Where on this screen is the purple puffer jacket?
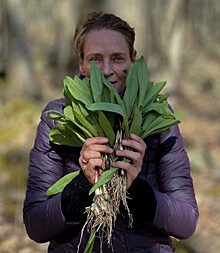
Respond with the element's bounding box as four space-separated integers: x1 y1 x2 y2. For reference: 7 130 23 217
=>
23 98 198 253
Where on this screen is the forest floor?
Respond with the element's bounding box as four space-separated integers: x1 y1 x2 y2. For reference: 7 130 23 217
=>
0 220 48 253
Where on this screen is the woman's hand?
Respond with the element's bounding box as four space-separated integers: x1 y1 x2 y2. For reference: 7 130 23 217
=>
79 137 113 185
112 134 147 189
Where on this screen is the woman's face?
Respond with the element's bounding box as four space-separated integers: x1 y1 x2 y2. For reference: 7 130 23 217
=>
79 30 136 95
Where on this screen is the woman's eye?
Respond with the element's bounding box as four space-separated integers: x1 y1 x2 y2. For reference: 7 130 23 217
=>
90 57 99 62
114 56 124 62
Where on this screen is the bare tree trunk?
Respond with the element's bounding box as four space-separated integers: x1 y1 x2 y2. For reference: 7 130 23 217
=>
53 0 84 84
52 0 106 86
0 0 8 77
6 0 39 100
107 0 148 58
168 19 184 96
166 0 184 96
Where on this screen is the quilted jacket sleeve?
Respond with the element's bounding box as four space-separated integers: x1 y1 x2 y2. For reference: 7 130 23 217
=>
153 125 199 239
23 99 81 243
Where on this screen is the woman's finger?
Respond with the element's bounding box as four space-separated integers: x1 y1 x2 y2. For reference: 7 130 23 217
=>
81 137 109 153
121 134 146 154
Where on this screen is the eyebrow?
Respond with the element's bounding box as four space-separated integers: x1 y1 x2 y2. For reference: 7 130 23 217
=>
86 52 127 58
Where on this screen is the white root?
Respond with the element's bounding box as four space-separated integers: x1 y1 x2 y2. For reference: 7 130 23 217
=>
80 129 132 250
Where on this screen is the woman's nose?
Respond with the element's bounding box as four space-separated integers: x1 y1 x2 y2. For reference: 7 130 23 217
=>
102 60 112 77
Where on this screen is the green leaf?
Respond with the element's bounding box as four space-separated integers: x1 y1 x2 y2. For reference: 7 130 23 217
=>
128 106 142 136
101 74 125 109
82 77 90 87
146 126 172 136
63 105 75 122
101 85 111 103
49 124 85 146
65 103 98 138
98 111 115 146
151 116 180 131
143 81 166 108
77 101 90 118
46 114 63 121
84 228 96 253
74 104 99 137
122 117 129 139
137 56 150 109
141 111 159 132
141 116 180 138
143 101 175 119
157 94 169 103
77 102 104 134
138 56 150 82
46 171 80 196
123 60 139 119
90 61 103 102
103 111 115 127
103 84 115 104
63 106 93 139
44 110 65 120
101 75 129 136
86 102 125 117
77 102 100 127
89 168 118 195
63 81 73 106
64 76 93 105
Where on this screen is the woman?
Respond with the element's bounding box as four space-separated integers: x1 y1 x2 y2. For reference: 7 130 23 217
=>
23 12 198 253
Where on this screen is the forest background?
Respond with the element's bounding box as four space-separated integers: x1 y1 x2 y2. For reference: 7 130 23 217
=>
0 0 220 252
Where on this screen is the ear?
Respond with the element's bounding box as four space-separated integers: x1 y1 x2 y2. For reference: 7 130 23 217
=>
78 53 85 75
131 50 137 63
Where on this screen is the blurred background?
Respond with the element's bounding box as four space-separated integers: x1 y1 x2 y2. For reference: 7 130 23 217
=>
0 0 219 252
